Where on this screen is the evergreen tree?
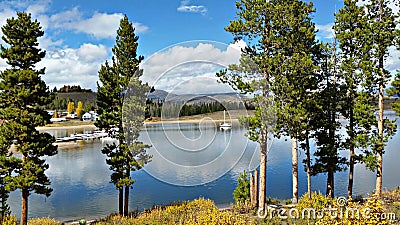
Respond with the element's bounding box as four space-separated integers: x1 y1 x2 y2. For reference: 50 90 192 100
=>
0 12 57 225
363 0 398 197
334 0 377 198
96 15 150 216
311 42 346 198
220 0 321 207
219 0 283 211
269 0 320 203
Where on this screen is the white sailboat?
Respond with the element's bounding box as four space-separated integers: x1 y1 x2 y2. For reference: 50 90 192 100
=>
219 110 232 129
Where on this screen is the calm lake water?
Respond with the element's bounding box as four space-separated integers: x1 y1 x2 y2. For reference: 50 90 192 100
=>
8 119 400 222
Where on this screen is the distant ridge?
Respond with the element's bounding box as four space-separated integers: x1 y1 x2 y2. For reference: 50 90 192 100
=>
147 89 248 104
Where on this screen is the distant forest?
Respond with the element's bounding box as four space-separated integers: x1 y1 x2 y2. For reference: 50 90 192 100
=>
47 86 255 117
146 100 254 119
53 85 93 93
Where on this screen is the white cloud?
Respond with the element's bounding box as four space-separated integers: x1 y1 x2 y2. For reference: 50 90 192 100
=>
1 3 148 42
46 10 148 39
316 23 334 39
37 43 109 90
0 8 16 46
132 22 149 33
141 41 245 94
177 0 208 15
71 12 125 39
26 0 50 17
48 7 81 29
38 35 63 49
0 2 151 91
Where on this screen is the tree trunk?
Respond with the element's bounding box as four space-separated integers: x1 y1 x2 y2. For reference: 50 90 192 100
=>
327 171 334 198
305 131 311 199
124 168 131 216
376 66 384 197
376 152 383 197
348 109 354 198
21 154 28 225
124 184 129 216
259 128 267 211
291 137 298 204
118 187 123 215
254 169 259 207
250 172 254 206
375 0 385 199
21 189 29 225
259 0 270 212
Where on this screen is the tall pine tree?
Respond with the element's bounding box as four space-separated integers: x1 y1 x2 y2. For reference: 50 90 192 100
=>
269 0 320 203
334 0 377 198
0 12 57 225
364 0 398 197
311 42 346 198
218 0 278 212
96 15 151 216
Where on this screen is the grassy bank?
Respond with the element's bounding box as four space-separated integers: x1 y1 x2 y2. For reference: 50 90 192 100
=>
40 120 95 128
4 189 398 225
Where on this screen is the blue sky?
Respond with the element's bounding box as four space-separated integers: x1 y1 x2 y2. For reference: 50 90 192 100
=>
0 0 398 93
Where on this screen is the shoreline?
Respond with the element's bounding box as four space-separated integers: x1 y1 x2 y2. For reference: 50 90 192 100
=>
36 118 241 130
36 124 97 131
144 118 240 125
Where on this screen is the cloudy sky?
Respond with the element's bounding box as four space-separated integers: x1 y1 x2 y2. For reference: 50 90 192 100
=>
0 0 398 93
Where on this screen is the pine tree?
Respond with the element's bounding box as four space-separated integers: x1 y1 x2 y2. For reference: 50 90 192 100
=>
363 0 398 197
219 0 285 211
220 0 321 207
269 0 320 203
311 42 347 198
334 0 378 198
0 12 57 225
96 15 150 216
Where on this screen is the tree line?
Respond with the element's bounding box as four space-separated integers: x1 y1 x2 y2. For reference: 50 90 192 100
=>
219 0 399 212
145 100 253 119
46 97 95 112
54 85 93 93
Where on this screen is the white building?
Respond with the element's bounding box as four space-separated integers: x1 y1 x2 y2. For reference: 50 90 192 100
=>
82 112 92 121
82 111 99 121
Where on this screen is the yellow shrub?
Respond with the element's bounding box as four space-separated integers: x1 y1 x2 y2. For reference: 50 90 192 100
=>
314 196 389 225
2 215 17 225
96 198 254 225
296 192 334 213
295 193 391 224
28 217 62 225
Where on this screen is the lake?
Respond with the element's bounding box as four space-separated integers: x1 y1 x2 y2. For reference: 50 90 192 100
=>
8 120 400 222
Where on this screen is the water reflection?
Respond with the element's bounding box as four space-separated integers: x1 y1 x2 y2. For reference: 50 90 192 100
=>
7 121 400 222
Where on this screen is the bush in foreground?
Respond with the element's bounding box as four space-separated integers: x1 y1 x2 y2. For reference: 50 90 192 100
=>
258 192 395 225
95 198 253 225
0 216 61 225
